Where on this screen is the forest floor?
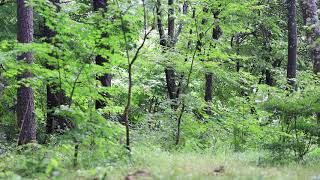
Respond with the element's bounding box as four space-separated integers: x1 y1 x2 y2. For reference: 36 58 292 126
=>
63 146 320 180
1 143 320 179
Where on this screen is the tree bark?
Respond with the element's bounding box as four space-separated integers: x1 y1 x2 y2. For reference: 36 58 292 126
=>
265 69 274 86
287 0 297 88
168 0 175 45
300 0 308 25
301 0 320 74
93 0 112 109
17 0 36 145
165 68 178 100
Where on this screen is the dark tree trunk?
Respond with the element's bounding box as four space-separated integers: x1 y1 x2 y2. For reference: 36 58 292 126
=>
157 0 188 107
165 68 178 100
156 0 166 46
42 0 73 134
168 0 175 45
287 0 297 88
204 73 213 101
156 0 178 104
204 9 222 114
46 84 72 133
17 0 36 145
93 0 107 11
165 0 178 103
93 0 112 109
264 32 274 86
95 55 112 109
265 69 274 86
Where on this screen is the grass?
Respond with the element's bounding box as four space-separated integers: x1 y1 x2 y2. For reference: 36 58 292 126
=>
1 142 320 180
64 145 320 180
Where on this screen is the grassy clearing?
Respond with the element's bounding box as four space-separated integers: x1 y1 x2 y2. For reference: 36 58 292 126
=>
1 143 320 180
63 146 320 180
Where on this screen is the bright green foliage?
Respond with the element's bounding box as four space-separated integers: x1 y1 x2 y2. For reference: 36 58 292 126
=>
0 0 320 179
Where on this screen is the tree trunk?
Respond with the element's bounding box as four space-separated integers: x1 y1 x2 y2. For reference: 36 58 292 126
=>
265 69 274 86
264 29 274 86
17 0 36 145
157 0 188 107
204 73 213 102
93 0 112 109
204 9 222 114
300 0 320 143
165 0 178 103
93 0 107 11
168 0 175 45
156 0 179 104
46 84 72 133
300 0 308 25
301 0 320 74
287 0 297 88
42 0 72 134
165 68 178 100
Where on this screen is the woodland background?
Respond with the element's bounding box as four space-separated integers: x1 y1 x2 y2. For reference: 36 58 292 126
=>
0 0 320 179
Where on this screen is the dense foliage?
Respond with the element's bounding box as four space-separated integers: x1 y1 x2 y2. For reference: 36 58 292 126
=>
0 0 319 179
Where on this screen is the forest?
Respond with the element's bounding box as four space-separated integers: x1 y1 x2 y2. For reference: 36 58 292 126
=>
0 0 320 179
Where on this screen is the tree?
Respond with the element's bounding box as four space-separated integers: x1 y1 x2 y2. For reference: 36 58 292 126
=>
300 0 320 74
156 0 188 107
287 0 297 88
116 0 154 151
300 0 320 141
93 0 112 109
16 0 36 145
41 0 73 134
204 8 222 114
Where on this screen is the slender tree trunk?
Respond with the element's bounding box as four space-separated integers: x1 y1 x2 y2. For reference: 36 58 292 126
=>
93 0 112 109
117 0 152 151
287 0 297 88
17 0 36 145
123 65 132 151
